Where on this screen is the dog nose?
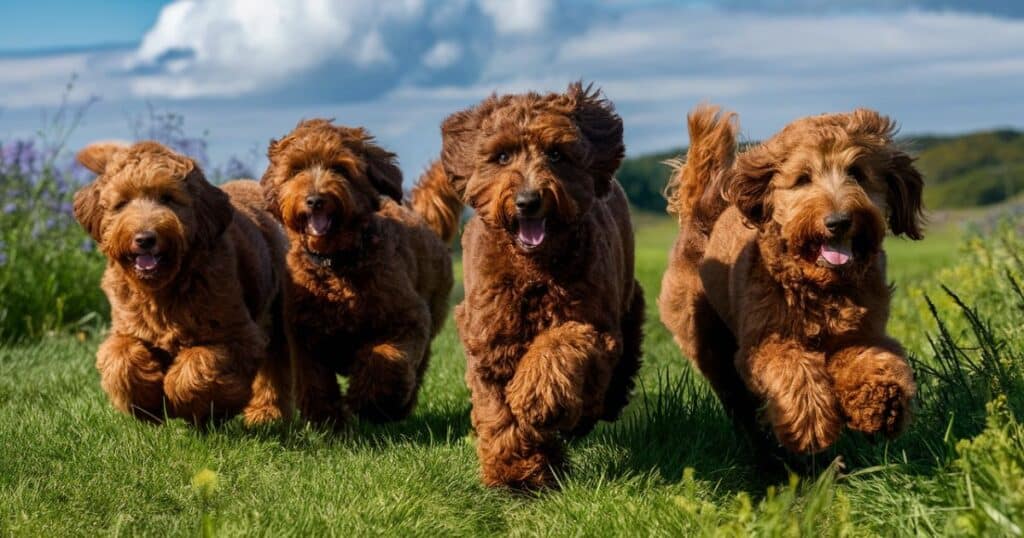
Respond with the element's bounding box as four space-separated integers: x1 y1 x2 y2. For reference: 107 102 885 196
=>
133 231 157 250
515 190 542 216
824 212 852 235
305 195 325 211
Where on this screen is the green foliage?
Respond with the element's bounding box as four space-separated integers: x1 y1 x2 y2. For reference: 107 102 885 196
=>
0 150 107 344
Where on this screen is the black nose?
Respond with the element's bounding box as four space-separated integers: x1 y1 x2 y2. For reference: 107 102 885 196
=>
515 190 542 216
824 212 852 235
133 231 157 250
305 195 325 211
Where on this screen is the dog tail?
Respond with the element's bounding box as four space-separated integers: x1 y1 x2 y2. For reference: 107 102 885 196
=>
664 104 738 235
409 160 463 244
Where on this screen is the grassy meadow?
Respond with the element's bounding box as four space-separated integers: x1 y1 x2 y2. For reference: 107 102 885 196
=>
4 195 1024 536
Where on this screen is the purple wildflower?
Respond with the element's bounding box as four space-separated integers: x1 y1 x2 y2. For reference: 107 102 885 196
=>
2 202 15 214
81 238 94 253
0 240 6 267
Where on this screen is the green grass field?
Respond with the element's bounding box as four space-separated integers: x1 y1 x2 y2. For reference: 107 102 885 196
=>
3 214 1024 536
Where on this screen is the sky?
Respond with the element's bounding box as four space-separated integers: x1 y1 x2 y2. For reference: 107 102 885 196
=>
1 0 1023 184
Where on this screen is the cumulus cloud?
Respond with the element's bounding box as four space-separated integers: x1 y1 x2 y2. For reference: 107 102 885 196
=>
119 0 564 100
2 0 1024 181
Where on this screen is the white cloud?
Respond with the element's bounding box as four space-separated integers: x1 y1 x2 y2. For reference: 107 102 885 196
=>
423 41 463 69
478 0 553 34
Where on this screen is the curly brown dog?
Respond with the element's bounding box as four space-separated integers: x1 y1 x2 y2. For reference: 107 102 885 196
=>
659 105 924 456
261 119 459 425
440 82 645 489
73 141 291 425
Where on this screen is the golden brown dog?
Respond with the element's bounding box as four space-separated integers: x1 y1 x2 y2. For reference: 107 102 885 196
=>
440 82 645 489
260 119 459 425
659 106 924 455
73 141 291 425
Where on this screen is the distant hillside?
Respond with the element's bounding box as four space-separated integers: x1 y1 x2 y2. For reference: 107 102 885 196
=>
618 129 1024 212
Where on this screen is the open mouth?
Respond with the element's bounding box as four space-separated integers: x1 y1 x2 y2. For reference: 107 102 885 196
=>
307 212 333 237
816 240 854 269
131 253 162 275
516 217 546 250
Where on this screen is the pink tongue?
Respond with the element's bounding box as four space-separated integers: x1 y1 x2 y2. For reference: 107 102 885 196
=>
309 213 332 236
135 254 158 271
820 244 852 266
517 218 545 247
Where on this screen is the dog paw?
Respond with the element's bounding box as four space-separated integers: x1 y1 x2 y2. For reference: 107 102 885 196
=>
506 378 582 431
841 380 911 437
766 396 842 455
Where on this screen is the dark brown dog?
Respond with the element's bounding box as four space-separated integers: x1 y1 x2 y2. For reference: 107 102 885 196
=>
659 106 924 455
440 82 645 489
73 141 291 425
261 119 459 425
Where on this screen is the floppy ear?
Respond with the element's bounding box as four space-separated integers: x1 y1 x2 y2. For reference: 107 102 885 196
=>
363 142 404 202
440 106 483 202
727 143 776 227
185 162 233 248
73 180 105 242
570 82 624 198
76 142 126 175
885 150 925 240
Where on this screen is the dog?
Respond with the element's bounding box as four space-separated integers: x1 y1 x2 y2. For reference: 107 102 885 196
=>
73 141 291 425
440 82 646 488
260 119 460 425
658 106 924 456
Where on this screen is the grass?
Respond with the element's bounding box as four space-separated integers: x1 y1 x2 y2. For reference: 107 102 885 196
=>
3 213 1024 536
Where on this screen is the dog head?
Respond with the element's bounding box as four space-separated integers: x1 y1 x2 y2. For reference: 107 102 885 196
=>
73 141 231 289
261 119 402 254
726 109 924 282
440 81 624 254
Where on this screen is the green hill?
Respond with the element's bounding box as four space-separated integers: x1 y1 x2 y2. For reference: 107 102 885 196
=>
619 129 1024 212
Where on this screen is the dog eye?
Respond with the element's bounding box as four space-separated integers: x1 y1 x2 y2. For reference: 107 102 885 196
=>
795 174 811 186
496 151 512 165
112 200 127 211
847 165 867 183
159 194 174 204
546 149 561 163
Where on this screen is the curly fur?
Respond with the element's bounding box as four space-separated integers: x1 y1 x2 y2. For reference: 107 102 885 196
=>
659 106 923 455
441 82 645 488
261 119 455 425
73 141 291 425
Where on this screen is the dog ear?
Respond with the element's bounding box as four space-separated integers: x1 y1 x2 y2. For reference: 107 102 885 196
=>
569 82 624 198
185 162 233 248
440 107 483 202
727 143 776 227
76 142 126 175
885 150 925 240
363 142 404 202
73 180 105 242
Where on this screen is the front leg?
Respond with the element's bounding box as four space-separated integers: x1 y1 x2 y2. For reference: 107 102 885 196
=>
468 370 562 489
95 334 168 422
827 337 916 437
346 314 430 423
505 322 617 434
163 340 259 424
737 335 841 454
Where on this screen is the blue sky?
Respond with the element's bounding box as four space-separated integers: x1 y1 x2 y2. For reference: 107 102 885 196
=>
2 0 1023 183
